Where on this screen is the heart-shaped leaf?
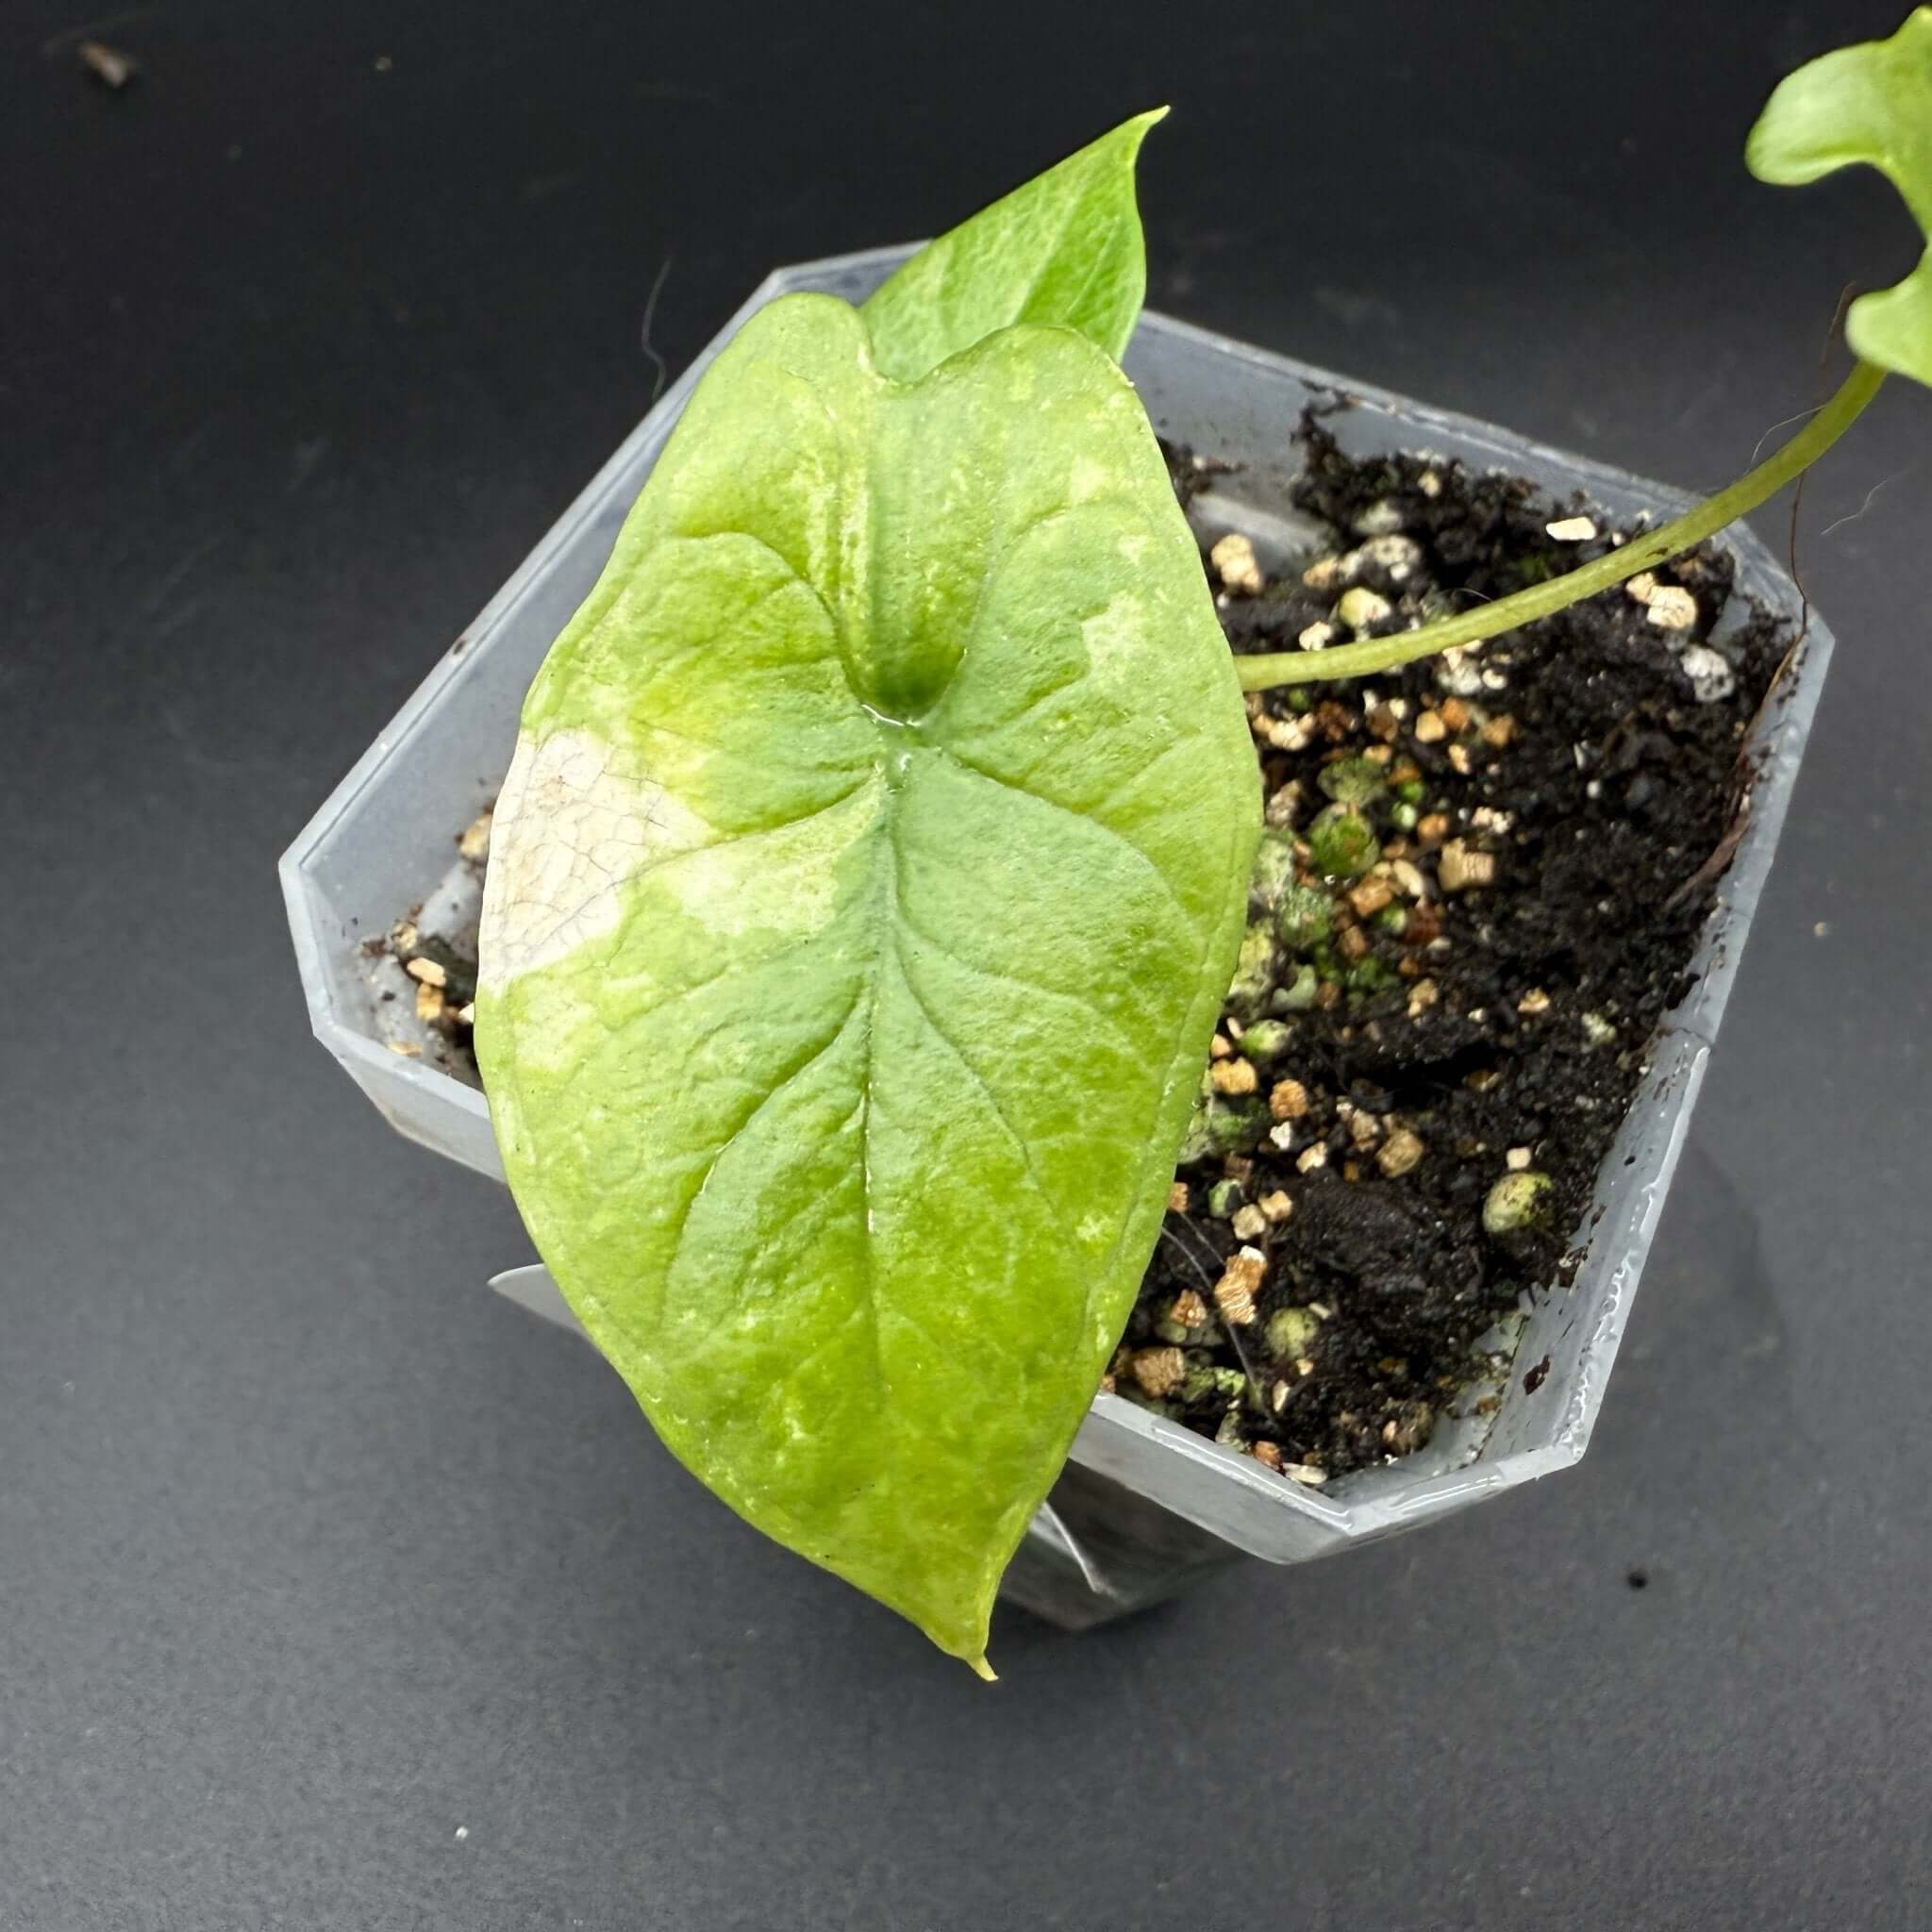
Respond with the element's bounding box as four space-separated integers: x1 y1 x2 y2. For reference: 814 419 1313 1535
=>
1747 7 1932 388
475 294 1257 1671
862 109 1165 380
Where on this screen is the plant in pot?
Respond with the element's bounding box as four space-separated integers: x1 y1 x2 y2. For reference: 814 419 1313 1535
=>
283 16 1932 1674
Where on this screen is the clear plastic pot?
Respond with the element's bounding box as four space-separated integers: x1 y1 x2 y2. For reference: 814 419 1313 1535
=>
281 249 1832 1626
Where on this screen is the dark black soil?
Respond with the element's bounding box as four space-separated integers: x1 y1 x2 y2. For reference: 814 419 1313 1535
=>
1116 417 1786 1478
401 413 1789 1489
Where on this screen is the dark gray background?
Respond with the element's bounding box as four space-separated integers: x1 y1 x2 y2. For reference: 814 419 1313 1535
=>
5 2 1929 1926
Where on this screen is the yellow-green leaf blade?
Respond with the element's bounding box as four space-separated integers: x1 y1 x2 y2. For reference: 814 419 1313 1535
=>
1747 7 1932 386
475 294 1257 1670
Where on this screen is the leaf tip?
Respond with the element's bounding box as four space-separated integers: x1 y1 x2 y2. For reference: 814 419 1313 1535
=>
1116 105 1169 158
968 1654 999 1683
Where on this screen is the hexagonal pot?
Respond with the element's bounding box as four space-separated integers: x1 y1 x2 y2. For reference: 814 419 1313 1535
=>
280 247 1831 1630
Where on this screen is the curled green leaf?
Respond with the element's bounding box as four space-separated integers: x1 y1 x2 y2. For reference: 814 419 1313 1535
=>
1747 7 1932 387
862 109 1166 379
475 294 1257 1672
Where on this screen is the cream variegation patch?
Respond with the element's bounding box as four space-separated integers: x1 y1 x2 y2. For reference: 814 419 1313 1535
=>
477 726 712 993
656 781 876 942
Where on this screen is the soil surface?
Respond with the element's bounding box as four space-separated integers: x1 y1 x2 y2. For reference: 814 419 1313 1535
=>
1126 418 1786 1478
393 414 1788 1488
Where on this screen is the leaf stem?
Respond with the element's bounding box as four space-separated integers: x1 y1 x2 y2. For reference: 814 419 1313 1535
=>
1235 358 1887 691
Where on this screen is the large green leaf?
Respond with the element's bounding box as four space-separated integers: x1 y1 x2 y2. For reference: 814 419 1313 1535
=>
474 293 1257 1672
861 109 1165 380
1747 7 1932 388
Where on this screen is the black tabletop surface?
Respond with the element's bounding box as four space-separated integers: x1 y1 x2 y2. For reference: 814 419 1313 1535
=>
6 2 1929 1925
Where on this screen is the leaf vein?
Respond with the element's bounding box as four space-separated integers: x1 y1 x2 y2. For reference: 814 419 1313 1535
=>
888 933 1063 1228
931 744 1194 928
663 999 864 1296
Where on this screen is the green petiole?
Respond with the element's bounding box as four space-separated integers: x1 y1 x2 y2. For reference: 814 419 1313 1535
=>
1236 358 1888 693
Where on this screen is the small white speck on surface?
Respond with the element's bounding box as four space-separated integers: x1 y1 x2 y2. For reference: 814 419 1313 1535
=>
1645 585 1698 631
1375 1127 1424 1177
1676 643 1735 702
1814 921 1830 939
1507 1146 1533 1171
79 40 140 87
1624 572 1658 606
1168 1287 1208 1328
1418 470 1442 498
1359 533 1423 581
1353 499 1406 537
458 808 494 863
1297 620 1335 652
1268 1121 1297 1152
1545 515 1598 542
1213 1250 1267 1327
1130 1345 1188 1398
1337 586 1392 631
455 1826 468 1841
1295 1142 1328 1174
1209 531 1264 594
1269 1078 1309 1121
1210 1055 1258 1095
1438 840 1495 891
